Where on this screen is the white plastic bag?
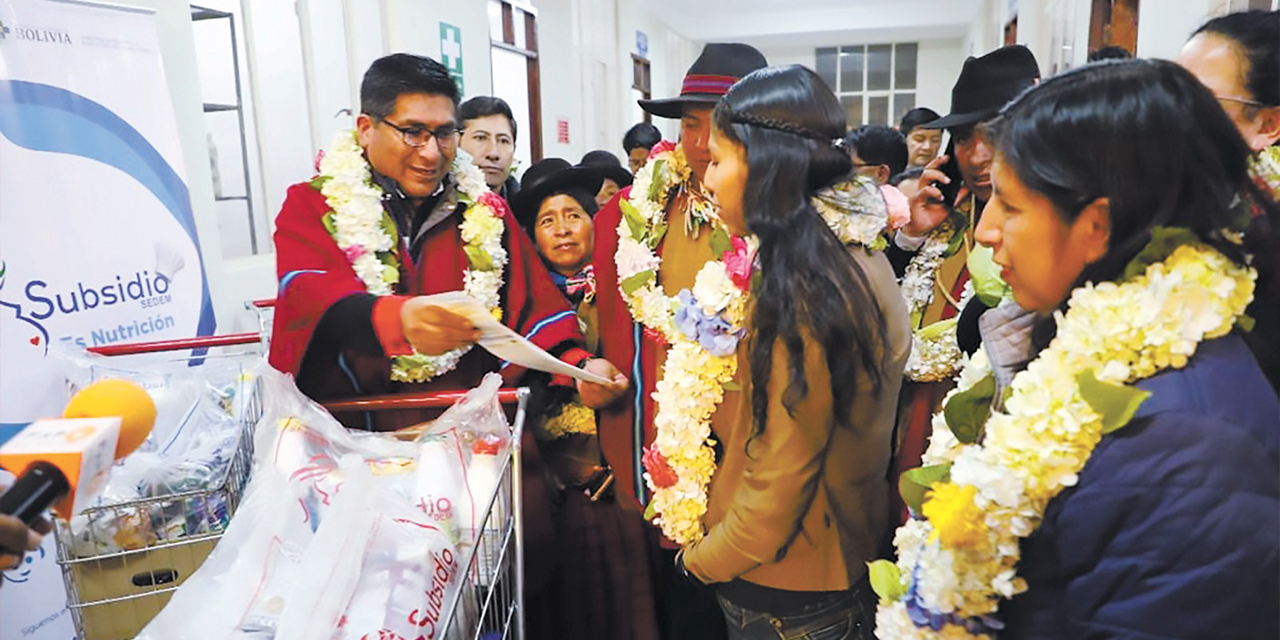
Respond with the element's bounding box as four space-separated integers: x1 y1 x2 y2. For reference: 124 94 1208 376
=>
137 369 514 640
135 467 314 640
275 463 465 640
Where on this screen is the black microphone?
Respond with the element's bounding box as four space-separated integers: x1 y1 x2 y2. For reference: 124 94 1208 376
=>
0 462 71 525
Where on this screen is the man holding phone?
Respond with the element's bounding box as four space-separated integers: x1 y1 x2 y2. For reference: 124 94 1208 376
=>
887 45 1041 521
890 45 1041 325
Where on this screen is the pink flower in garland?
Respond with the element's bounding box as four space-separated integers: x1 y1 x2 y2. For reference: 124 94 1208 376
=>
723 236 756 292
644 326 669 347
647 140 677 160
643 446 679 489
880 184 911 230
343 244 368 261
313 149 325 173
477 190 509 217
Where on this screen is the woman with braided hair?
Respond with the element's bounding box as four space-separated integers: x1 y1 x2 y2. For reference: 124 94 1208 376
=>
675 64 910 640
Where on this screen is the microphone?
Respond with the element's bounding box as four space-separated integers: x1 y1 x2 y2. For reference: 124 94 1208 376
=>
0 379 156 523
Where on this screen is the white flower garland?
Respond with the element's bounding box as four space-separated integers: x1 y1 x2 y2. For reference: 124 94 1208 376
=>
900 197 973 383
813 178 890 250
620 145 890 544
873 242 1256 639
315 132 507 383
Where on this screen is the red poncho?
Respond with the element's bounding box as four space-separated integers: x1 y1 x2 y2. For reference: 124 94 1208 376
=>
269 179 590 431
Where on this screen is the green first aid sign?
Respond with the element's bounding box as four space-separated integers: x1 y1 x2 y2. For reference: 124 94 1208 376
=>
440 22 464 95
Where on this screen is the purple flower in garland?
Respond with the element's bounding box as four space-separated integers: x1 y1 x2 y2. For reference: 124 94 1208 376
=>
674 289 744 357
903 564 1005 634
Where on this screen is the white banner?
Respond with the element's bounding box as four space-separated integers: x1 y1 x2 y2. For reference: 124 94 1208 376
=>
0 1 215 637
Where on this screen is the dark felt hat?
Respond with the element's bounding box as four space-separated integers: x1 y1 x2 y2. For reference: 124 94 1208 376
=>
926 45 1041 131
578 150 633 187
510 158 603 231
638 43 768 119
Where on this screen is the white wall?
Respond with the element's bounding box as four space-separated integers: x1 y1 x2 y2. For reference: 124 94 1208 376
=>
1135 0 1214 60
961 0 1249 80
533 0 695 161
616 0 698 144
915 38 966 115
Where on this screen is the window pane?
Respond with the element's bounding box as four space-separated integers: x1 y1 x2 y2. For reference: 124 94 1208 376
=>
867 44 892 91
893 92 916 126
488 0 504 42
895 43 918 90
513 9 527 49
868 95 889 125
841 94 863 127
816 47 838 92
840 46 864 93
491 47 533 175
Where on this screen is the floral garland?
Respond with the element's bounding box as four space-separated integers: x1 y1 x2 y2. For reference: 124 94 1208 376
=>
618 143 753 544
1251 145 1280 204
871 241 1256 639
314 132 508 383
813 178 890 250
621 144 890 544
899 197 974 382
540 401 597 439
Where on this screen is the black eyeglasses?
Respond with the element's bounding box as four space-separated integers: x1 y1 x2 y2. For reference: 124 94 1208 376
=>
1215 95 1264 109
376 118 460 148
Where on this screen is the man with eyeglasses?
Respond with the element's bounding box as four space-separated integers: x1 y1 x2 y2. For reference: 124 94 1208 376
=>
269 53 628 433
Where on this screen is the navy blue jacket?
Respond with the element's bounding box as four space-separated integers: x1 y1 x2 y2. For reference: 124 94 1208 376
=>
1002 334 1279 639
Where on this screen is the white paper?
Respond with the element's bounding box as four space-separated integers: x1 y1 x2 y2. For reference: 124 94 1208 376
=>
419 292 613 386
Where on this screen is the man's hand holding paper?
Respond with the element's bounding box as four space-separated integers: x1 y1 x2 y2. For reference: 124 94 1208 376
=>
409 292 619 387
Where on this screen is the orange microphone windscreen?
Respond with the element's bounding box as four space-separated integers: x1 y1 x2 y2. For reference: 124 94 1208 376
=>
62 379 156 459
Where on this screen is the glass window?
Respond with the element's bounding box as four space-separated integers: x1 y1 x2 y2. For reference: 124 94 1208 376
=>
867 44 892 91
512 8 527 49
840 46 864 93
487 1 504 43
821 41 918 128
840 95 862 130
895 43 917 90
868 95 889 125
816 47 838 92
893 93 916 125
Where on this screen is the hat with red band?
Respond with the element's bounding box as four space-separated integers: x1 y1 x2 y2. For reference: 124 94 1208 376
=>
638 43 768 119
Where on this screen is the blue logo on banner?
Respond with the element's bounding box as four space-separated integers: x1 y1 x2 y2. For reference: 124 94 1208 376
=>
0 80 217 352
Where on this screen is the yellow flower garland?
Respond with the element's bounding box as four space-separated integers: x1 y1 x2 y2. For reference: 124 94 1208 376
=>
874 242 1256 639
540 401 597 439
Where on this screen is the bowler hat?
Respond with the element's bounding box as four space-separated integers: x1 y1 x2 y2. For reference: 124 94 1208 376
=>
926 45 1040 130
639 43 768 119
578 150 633 188
510 158 603 232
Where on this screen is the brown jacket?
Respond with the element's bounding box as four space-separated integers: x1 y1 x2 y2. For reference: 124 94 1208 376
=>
683 246 910 591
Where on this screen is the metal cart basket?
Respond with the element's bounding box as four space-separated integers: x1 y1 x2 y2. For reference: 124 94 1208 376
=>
54 333 264 640
53 331 526 640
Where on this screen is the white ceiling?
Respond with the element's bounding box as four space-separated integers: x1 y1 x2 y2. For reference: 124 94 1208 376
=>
648 0 983 48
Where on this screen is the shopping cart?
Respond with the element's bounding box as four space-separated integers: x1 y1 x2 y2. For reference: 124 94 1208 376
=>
54 333 263 640
322 388 529 640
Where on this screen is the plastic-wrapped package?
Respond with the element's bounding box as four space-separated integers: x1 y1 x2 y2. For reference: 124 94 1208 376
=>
135 468 314 640
256 369 511 544
63 386 246 557
274 464 466 640
137 369 513 639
